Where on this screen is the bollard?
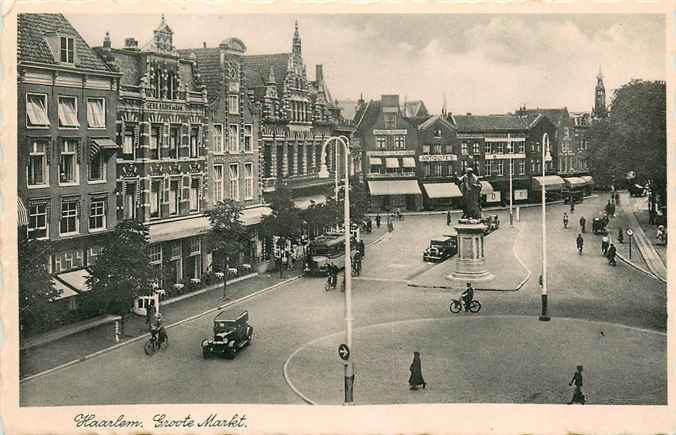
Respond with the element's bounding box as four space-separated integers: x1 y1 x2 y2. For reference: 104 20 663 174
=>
114 319 121 343
344 361 355 405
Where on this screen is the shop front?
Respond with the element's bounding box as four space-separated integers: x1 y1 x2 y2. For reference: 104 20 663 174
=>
367 179 423 211
422 182 462 210
531 175 565 202
580 175 594 195
563 177 587 204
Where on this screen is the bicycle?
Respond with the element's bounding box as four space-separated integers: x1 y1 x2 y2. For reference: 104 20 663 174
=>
325 275 338 291
449 298 481 313
144 328 168 355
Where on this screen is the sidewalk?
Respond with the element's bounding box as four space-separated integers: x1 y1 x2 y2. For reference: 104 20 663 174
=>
20 225 390 380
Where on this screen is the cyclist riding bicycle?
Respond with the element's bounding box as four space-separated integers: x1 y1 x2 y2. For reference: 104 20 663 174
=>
149 312 164 344
461 282 474 312
326 263 338 289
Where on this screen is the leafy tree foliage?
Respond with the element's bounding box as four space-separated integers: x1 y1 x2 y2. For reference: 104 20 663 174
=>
19 238 60 335
259 184 303 242
322 176 370 225
86 220 153 315
587 80 666 202
205 199 251 270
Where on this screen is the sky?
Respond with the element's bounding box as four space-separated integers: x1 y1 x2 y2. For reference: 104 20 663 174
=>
68 13 666 115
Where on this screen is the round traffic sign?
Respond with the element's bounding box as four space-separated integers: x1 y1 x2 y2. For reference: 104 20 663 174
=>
338 344 350 361
626 229 634 237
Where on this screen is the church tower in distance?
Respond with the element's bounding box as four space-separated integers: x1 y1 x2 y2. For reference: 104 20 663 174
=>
593 66 607 118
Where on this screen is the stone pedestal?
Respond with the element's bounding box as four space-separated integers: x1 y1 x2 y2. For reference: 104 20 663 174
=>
447 219 494 282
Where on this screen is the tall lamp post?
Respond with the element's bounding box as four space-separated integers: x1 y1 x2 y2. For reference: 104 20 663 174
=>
319 135 355 405
539 134 551 321
508 133 514 226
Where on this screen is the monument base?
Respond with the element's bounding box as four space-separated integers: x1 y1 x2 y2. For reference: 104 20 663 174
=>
447 219 495 283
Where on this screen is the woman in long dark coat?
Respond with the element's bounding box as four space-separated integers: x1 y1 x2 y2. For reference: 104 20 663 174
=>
408 352 426 390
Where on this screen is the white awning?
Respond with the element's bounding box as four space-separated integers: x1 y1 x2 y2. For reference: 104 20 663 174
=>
564 177 587 187
240 206 272 226
385 158 400 169
55 268 92 298
369 157 382 166
480 181 494 194
423 183 462 199
293 194 326 210
53 278 79 300
149 216 209 243
532 175 565 191
368 180 422 196
580 175 594 185
402 157 416 168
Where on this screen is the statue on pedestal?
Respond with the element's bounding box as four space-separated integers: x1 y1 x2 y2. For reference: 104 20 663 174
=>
454 168 482 220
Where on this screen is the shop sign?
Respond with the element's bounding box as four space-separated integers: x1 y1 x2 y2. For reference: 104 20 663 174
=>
419 154 458 162
514 189 528 200
485 153 526 160
373 129 408 135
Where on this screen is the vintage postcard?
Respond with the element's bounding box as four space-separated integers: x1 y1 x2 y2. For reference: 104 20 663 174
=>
1 0 673 434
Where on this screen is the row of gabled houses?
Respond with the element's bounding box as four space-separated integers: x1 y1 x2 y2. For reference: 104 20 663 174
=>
17 13 356 310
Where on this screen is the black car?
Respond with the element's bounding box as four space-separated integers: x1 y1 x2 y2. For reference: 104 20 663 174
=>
201 310 253 359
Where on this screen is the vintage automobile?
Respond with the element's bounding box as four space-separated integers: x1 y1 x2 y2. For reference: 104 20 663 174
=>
481 215 500 234
201 310 253 359
423 234 458 262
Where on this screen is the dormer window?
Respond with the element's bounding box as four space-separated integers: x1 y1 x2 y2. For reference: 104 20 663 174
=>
384 113 396 129
433 128 442 138
60 37 75 63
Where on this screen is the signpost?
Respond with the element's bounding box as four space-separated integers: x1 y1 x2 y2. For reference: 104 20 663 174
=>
626 229 634 259
338 344 350 361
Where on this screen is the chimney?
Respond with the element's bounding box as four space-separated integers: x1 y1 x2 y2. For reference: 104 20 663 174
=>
466 112 472 116
382 94 400 109
203 42 207 48
315 64 323 82
124 38 139 50
103 31 112 50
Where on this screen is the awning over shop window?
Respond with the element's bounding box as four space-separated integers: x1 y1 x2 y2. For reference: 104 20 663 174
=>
368 180 422 196
89 138 119 159
54 268 93 299
480 181 494 194
149 216 209 243
402 157 416 168
423 183 462 199
17 198 28 227
580 175 594 185
240 206 272 226
385 158 400 169
293 194 326 210
564 177 587 188
369 157 382 166
53 278 79 300
532 175 565 191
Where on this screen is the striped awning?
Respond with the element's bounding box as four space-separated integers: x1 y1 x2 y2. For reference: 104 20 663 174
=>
402 157 416 168
480 181 494 194
89 138 119 159
17 198 28 227
385 158 400 169
369 157 382 166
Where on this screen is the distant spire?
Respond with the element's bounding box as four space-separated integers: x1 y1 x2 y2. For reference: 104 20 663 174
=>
103 31 112 49
597 64 603 80
292 20 302 57
441 92 447 116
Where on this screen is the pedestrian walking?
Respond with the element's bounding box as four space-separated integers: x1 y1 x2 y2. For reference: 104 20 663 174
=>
408 352 426 390
579 216 586 233
607 243 617 266
601 234 610 256
605 200 611 216
387 216 394 233
617 227 624 244
281 253 288 277
615 192 620 205
358 239 365 259
446 210 452 226
609 202 616 218
568 365 586 405
563 212 569 229
376 213 381 228
570 201 575 213
576 233 584 255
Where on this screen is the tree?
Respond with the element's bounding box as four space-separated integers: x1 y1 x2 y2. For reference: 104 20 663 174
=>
18 238 61 335
86 220 153 316
205 199 250 298
587 80 666 203
322 176 370 226
259 184 303 248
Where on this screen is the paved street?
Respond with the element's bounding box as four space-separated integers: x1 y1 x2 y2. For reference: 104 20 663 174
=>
20 195 666 406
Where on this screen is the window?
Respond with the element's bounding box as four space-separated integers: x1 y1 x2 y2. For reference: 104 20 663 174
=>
27 141 48 187
58 96 79 128
26 94 49 127
123 126 135 159
60 199 79 235
60 37 75 63
228 94 239 114
484 143 491 153
228 124 239 153
229 164 239 200
89 152 105 182
496 143 504 154
518 161 525 175
244 125 253 152
124 183 136 220
432 163 443 177
483 161 491 176
150 125 161 159
150 179 161 218
376 136 386 149
493 161 503 176
394 136 406 149
445 144 454 154
422 163 431 177
86 98 105 128
422 145 430 154
213 165 224 203
473 143 480 155
59 140 78 185
170 125 181 158
212 124 223 153
149 245 162 264
190 178 200 211
433 128 442 138
169 179 180 215
170 241 182 259
28 202 48 239
189 238 201 255
190 126 199 158
461 143 468 155
383 113 396 129
461 160 468 171
89 198 106 231
87 246 103 266
244 163 254 200
518 142 525 154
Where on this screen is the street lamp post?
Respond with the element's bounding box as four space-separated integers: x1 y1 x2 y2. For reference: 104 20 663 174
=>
540 135 551 321
508 133 514 226
319 135 355 405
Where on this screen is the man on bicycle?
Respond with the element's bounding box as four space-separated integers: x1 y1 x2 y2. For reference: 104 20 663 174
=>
149 312 163 343
461 282 474 312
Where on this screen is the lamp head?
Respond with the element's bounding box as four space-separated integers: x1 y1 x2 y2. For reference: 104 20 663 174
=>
318 164 330 179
